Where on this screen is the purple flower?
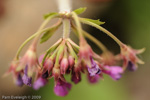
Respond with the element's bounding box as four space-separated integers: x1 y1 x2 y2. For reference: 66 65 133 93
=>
33 77 48 90
71 73 81 84
104 66 123 80
54 79 72 97
88 74 100 84
127 61 137 71
22 66 32 87
87 57 101 76
16 74 23 86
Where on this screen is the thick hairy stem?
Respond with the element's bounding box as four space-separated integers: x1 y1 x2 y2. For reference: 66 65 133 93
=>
57 0 72 13
63 19 70 38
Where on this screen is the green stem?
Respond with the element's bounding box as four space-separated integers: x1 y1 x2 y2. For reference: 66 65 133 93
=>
54 40 66 68
80 18 124 47
82 30 108 52
71 12 84 39
15 14 59 60
71 24 108 53
15 27 52 59
66 41 78 63
67 38 79 50
36 14 60 38
41 39 62 66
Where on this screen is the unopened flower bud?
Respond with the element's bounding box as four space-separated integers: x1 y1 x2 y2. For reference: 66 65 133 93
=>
22 46 37 67
68 55 75 67
43 58 53 73
60 58 69 74
52 67 61 80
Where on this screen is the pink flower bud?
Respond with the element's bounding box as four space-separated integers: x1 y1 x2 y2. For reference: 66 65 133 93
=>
68 56 75 67
79 43 93 60
43 58 53 73
22 46 38 68
60 58 69 74
52 67 61 80
38 54 45 63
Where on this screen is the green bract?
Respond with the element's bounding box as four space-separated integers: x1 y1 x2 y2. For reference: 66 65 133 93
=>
40 26 59 43
44 12 58 19
80 18 105 25
73 7 87 15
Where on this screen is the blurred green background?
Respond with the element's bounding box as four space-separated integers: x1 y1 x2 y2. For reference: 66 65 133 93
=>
0 0 150 100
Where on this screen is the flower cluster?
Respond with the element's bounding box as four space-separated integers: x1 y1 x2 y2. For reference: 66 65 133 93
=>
4 7 145 96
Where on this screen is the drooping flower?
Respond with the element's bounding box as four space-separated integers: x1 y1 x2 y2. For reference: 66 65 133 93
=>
87 57 101 76
4 60 24 86
103 65 123 80
54 79 72 97
16 45 39 77
121 44 145 71
78 38 94 67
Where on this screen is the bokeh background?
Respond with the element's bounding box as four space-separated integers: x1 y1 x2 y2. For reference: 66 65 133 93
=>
0 0 150 100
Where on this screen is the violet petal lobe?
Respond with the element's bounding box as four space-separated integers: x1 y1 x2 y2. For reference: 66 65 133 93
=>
22 74 32 87
88 74 100 84
104 65 123 80
22 65 32 87
33 77 48 90
87 64 101 76
87 57 101 76
54 79 72 97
